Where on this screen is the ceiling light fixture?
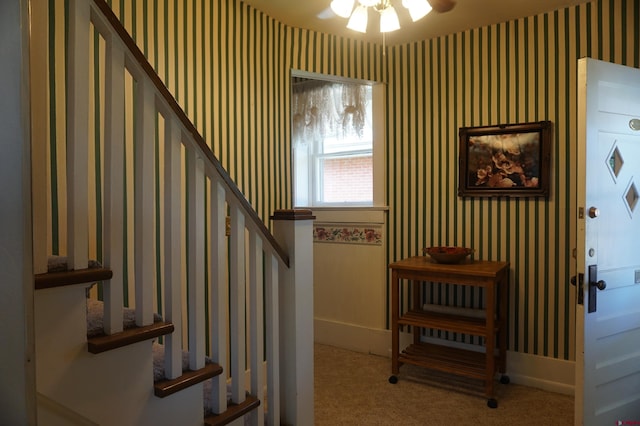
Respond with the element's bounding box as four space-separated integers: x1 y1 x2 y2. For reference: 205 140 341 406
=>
330 0 433 33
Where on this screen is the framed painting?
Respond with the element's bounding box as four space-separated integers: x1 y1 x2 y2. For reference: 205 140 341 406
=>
458 121 552 198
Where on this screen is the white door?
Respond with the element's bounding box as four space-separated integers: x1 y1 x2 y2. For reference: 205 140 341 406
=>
575 58 640 425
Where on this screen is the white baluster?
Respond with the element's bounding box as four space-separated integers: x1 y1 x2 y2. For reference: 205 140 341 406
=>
249 230 265 426
67 0 90 270
134 78 155 325
187 148 206 369
265 251 280 425
210 178 228 413
163 117 183 378
229 203 246 404
103 36 125 334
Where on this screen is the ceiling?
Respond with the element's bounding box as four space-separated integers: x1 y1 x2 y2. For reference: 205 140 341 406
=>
242 0 589 45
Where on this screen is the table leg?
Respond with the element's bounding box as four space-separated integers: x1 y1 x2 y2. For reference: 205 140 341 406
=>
412 280 420 344
485 282 496 398
391 270 399 374
498 272 508 373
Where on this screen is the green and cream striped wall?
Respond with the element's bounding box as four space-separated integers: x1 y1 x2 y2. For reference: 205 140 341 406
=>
47 0 383 246
46 0 639 361
385 0 639 361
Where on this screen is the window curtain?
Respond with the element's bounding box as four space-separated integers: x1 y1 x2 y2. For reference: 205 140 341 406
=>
291 80 369 148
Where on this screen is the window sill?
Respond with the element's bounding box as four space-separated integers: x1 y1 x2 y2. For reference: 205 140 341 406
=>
294 205 388 211
301 206 389 224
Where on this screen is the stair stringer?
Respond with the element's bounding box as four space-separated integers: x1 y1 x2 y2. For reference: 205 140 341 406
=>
34 285 205 425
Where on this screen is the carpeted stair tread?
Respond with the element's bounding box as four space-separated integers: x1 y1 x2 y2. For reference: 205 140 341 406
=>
154 362 223 398
152 344 249 420
152 341 219 382
86 299 163 338
35 267 113 290
203 394 260 426
86 298 169 353
35 256 111 290
87 321 174 354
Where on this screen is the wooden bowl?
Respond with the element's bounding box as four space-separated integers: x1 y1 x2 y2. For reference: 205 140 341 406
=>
423 246 473 264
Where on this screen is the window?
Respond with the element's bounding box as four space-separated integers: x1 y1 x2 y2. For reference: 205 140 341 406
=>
292 75 382 207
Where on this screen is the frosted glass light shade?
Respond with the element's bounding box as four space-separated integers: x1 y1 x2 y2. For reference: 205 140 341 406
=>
347 5 368 32
335 0 442 34
403 0 432 21
379 5 400 32
330 0 355 18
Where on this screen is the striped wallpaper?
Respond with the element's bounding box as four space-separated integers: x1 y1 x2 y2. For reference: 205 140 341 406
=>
385 0 639 360
45 0 639 361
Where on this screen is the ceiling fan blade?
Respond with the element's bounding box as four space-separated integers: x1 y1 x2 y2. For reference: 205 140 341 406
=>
428 0 456 13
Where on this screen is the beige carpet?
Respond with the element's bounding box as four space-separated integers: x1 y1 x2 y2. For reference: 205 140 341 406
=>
314 343 574 425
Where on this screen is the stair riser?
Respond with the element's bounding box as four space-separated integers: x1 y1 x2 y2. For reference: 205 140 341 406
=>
35 286 206 425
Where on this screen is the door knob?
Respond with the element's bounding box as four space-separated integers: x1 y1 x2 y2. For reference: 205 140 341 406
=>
594 280 606 290
588 207 599 218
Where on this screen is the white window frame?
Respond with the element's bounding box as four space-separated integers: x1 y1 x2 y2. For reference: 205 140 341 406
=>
291 70 385 208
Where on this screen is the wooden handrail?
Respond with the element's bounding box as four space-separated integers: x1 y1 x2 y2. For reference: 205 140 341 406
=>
92 0 289 267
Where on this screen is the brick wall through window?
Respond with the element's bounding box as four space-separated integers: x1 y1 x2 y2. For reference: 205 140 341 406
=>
321 155 373 202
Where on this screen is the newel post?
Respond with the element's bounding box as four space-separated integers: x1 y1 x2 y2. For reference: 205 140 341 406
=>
271 209 315 426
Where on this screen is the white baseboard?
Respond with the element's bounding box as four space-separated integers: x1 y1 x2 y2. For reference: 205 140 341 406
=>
506 350 575 396
314 317 392 358
314 318 575 396
37 393 99 426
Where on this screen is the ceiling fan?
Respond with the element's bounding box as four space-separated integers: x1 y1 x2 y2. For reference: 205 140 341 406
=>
329 0 457 33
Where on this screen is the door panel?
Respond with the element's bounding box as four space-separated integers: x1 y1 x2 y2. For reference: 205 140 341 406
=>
576 58 640 425
596 131 640 289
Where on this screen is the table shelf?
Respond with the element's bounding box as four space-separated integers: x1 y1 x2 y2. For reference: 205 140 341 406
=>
398 309 495 337
398 342 494 380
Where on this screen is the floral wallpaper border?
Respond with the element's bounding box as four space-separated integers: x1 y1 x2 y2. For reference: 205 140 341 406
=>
313 224 383 245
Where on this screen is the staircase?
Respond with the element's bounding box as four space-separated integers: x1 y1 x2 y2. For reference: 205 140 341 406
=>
29 0 314 424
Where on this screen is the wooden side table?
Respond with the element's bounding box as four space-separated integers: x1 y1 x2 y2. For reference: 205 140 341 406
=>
388 256 510 408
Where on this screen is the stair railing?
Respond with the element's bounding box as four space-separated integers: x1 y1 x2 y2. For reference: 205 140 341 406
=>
30 0 314 424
